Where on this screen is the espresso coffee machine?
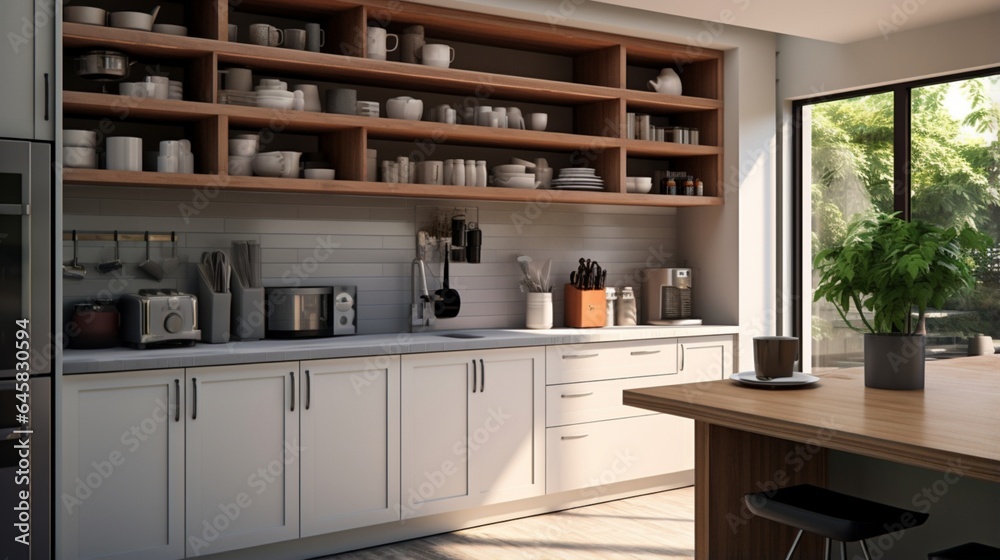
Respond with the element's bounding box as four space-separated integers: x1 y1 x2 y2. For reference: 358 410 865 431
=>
641 268 702 325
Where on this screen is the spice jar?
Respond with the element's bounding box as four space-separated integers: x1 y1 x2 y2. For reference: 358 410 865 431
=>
616 286 637 326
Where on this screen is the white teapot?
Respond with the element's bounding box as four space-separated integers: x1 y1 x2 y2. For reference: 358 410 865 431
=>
648 68 682 96
386 96 423 120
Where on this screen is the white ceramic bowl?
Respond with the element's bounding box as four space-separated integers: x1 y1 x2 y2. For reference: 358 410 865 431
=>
108 11 154 31
304 168 336 180
63 147 97 169
510 157 536 168
256 97 295 110
492 176 539 189
119 82 156 98
493 172 535 180
257 80 287 90
64 6 107 26
493 164 526 174
228 155 253 176
255 88 293 98
63 129 98 148
233 133 260 142
252 152 285 177
152 24 188 36
229 138 258 157
627 183 652 194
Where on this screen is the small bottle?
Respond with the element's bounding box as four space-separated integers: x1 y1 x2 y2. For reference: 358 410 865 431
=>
666 179 676 195
443 159 454 185
453 159 465 187
616 287 637 326
605 287 617 327
465 159 476 186
695 179 704 196
684 178 695 196
475 160 487 187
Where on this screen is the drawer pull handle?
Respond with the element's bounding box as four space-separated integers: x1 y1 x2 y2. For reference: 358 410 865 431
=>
561 392 594 398
561 434 589 440
563 353 599 360
174 379 180 422
630 350 661 356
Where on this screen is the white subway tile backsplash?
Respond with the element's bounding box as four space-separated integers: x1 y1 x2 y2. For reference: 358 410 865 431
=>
63 189 676 334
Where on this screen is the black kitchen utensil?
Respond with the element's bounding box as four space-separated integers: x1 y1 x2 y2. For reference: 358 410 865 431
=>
97 231 123 273
434 247 461 318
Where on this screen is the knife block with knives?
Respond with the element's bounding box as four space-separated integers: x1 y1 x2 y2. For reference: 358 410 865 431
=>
564 257 608 328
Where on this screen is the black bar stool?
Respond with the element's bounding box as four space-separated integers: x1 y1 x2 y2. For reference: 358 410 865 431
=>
744 484 929 560
929 542 1000 559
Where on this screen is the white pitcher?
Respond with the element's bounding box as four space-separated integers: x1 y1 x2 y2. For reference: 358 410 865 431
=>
648 68 682 96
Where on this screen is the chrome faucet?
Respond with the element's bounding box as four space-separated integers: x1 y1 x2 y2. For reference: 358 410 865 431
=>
411 258 436 329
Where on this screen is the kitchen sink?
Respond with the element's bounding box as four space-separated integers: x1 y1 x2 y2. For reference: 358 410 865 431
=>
434 333 485 339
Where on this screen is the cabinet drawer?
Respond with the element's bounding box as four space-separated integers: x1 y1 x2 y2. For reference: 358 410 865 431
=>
546 339 677 384
546 414 693 495
546 375 670 427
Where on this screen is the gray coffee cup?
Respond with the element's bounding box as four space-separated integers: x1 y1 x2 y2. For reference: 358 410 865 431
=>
753 336 798 379
305 23 325 52
284 28 307 50
327 88 357 114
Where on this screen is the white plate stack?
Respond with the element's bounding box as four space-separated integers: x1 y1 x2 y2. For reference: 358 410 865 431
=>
550 167 605 191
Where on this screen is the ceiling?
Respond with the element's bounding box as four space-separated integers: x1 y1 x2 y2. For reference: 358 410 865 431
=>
590 0 1000 43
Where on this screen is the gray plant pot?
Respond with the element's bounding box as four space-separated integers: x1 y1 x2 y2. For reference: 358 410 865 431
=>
864 333 925 390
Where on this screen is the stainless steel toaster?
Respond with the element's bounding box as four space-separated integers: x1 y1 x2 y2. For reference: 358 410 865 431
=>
119 289 201 349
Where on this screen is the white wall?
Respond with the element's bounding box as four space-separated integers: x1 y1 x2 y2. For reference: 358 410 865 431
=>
778 10 1000 100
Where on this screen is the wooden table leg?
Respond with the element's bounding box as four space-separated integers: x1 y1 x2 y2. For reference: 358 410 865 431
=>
695 421 827 559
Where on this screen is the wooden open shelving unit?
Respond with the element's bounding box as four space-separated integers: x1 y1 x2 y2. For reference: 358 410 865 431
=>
61 0 725 208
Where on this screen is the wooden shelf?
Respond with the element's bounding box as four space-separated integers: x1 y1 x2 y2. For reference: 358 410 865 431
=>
61 169 723 207
61 0 726 206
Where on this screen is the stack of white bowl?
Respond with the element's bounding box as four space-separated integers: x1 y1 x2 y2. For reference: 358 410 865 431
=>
356 101 379 117
626 176 653 194
119 76 170 100
63 130 98 169
511 157 553 188
255 79 299 110
491 164 539 189
228 134 259 176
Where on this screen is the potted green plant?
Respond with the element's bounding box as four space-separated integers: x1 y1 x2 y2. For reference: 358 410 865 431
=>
813 211 992 389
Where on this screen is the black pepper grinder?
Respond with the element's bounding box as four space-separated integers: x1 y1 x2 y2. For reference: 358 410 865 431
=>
466 222 482 264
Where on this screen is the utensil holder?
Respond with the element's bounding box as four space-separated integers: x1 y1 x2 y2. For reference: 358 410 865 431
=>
230 268 265 341
526 292 553 329
198 263 232 344
564 284 606 328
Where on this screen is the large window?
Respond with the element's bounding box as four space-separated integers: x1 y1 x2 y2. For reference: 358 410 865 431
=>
795 71 1000 370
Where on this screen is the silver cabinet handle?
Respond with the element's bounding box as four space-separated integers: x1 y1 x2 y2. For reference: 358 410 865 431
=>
480 358 485 392
174 379 180 422
561 392 594 398
561 434 589 440
630 350 661 356
472 359 477 393
290 372 295 412
680 345 686 371
191 378 197 420
563 353 599 360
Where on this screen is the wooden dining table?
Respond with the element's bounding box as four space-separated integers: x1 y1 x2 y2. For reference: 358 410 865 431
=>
622 354 1000 559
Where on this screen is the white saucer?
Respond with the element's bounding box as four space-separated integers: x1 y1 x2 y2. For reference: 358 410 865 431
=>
730 371 820 388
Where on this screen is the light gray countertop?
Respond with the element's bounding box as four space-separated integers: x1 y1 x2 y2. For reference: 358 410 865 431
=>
62 325 740 374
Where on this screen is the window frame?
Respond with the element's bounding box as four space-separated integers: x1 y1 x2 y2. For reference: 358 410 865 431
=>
790 66 1000 365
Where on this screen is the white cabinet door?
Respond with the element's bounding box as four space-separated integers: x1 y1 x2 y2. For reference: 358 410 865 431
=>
400 352 474 518
300 357 401 537
0 0 54 140
60 369 185 560
678 335 734 381
401 347 544 518
185 362 300 557
472 347 544 505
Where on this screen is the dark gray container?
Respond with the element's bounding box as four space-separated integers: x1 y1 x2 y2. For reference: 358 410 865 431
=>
864 333 926 390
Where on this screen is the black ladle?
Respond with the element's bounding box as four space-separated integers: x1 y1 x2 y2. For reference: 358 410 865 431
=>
434 247 461 318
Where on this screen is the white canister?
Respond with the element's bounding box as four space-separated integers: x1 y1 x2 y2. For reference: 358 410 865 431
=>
526 292 553 329
453 159 465 186
464 159 476 187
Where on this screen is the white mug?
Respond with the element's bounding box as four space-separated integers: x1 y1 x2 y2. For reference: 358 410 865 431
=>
419 43 455 68
106 137 143 171
157 155 179 173
294 84 322 112
249 23 283 47
529 112 548 131
159 140 180 157
507 107 525 130
366 27 399 61
417 161 443 185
